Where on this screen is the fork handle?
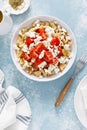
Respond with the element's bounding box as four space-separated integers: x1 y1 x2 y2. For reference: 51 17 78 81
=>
55 77 74 107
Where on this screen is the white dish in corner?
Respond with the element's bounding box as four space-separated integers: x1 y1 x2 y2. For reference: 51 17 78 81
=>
3 0 31 15
74 75 87 128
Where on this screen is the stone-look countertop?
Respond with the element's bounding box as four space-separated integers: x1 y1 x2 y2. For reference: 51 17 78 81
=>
0 0 87 130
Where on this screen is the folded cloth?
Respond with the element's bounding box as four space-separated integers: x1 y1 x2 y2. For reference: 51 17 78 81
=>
0 88 16 130
0 69 4 88
5 86 31 130
0 70 31 130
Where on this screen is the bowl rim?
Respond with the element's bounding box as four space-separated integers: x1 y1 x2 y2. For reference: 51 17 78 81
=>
11 15 77 82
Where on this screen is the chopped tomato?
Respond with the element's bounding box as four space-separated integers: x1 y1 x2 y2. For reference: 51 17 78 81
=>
37 28 48 40
44 51 53 62
36 28 45 33
41 33 48 40
35 58 44 65
30 48 38 59
58 47 63 57
51 37 60 46
26 37 34 46
50 58 58 64
32 63 38 70
21 52 30 61
35 43 48 54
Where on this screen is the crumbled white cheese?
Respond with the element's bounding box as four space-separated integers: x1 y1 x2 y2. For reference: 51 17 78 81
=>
43 40 50 48
54 67 59 73
48 47 58 58
22 60 29 69
62 28 67 32
47 37 52 42
60 35 64 40
54 45 59 55
39 50 45 59
34 36 42 45
35 23 40 29
52 50 57 58
66 36 71 40
44 69 51 74
58 56 69 64
29 43 35 50
58 25 61 29
45 64 56 74
64 44 70 50
49 64 56 71
53 49 59 58
45 26 55 36
22 45 29 52
31 58 36 63
26 31 36 38
38 61 47 69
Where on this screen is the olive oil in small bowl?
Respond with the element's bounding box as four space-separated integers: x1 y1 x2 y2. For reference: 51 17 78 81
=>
0 10 3 23
0 10 13 35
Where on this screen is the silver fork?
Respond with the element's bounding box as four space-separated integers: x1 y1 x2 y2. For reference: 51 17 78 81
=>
0 91 8 113
55 54 87 107
16 114 31 126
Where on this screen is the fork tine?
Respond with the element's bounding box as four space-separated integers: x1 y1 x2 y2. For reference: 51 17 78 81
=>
80 54 87 63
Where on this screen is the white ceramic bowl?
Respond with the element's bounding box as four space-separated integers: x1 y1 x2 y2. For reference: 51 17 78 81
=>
3 0 31 15
11 16 77 82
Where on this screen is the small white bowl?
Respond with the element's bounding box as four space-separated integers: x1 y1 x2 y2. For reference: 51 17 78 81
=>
11 16 77 82
3 0 31 15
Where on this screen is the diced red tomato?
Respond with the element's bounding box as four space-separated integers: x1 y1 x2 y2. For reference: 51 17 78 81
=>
44 51 53 62
32 63 38 70
29 43 48 59
30 48 38 59
35 43 48 54
21 52 30 61
41 33 48 40
58 47 63 57
50 58 58 64
36 28 45 33
26 37 34 46
35 58 44 65
51 37 60 46
36 28 48 40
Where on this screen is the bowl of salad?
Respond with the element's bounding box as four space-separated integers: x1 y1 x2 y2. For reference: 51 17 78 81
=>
11 16 77 81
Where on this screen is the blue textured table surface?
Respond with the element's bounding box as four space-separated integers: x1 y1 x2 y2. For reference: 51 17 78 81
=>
0 0 87 130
